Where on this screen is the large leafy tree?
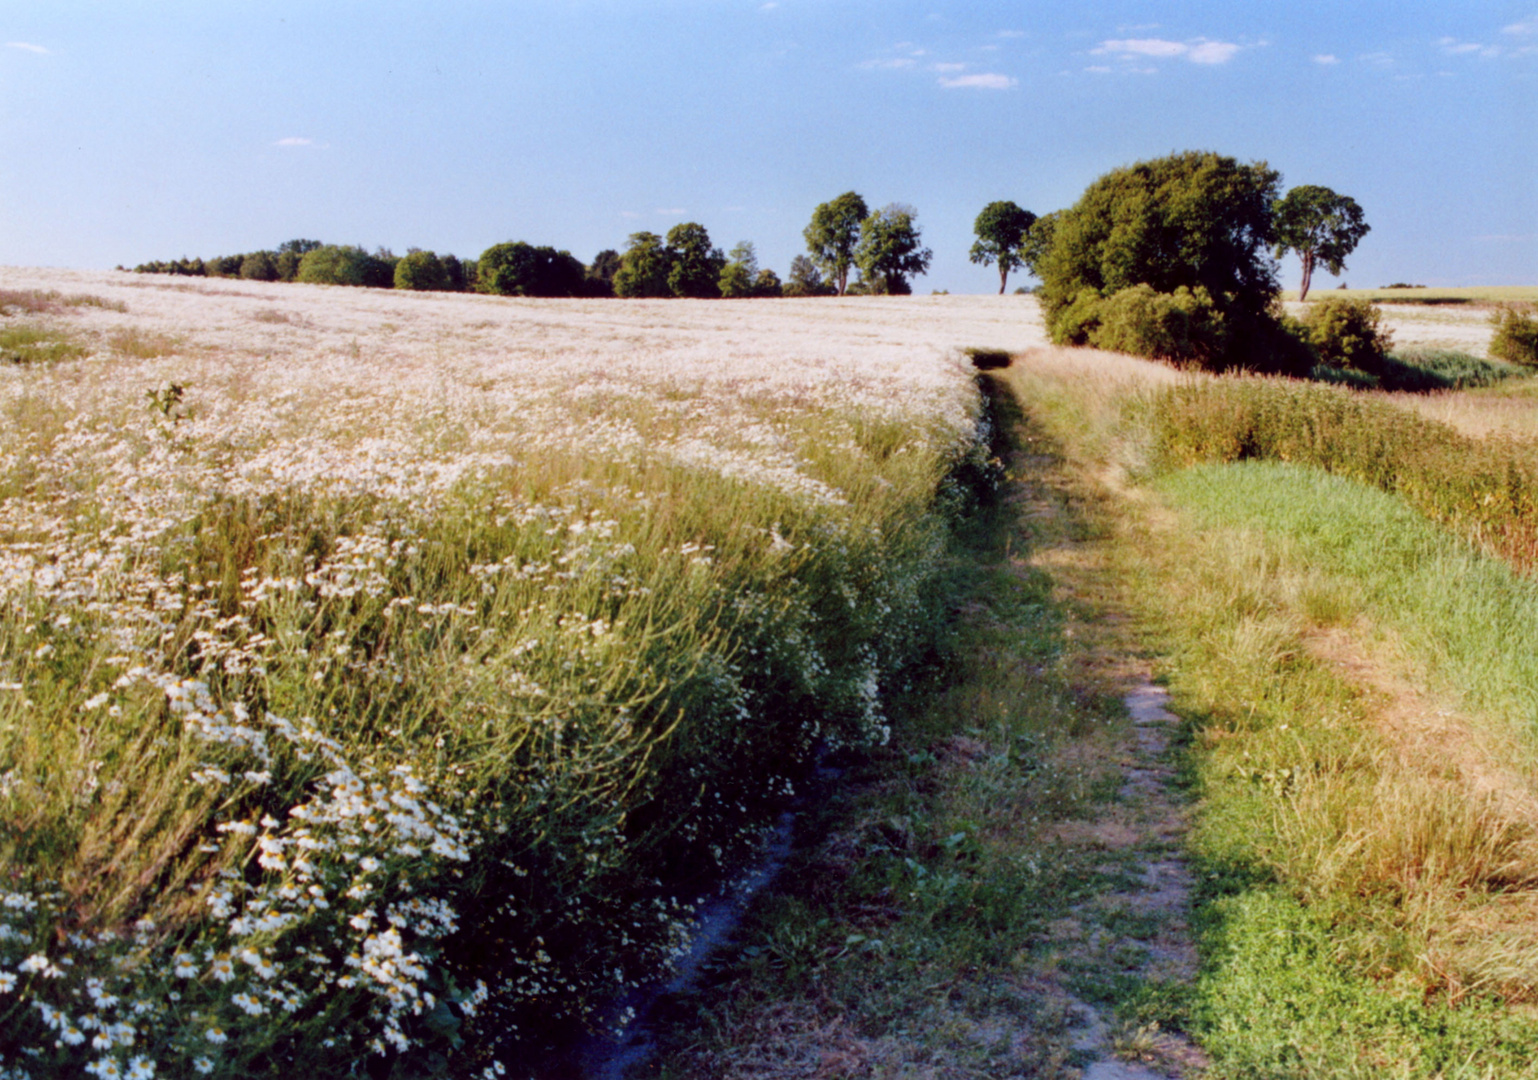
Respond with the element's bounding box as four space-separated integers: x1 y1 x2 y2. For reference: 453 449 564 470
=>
1038 150 1282 337
1273 185 1370 301
803 192 868 296
477 242 585 297
854 204 933 295
969 200 1038 294
665 223 725 298
613 232 673 298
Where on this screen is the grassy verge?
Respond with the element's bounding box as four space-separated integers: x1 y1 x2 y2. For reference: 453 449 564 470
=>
1115 461 1538 1077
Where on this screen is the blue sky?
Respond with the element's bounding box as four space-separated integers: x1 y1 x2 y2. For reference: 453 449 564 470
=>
2 1 1534 292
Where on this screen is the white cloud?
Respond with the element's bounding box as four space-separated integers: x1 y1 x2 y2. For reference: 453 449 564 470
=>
997 30 1026 39
859 57 917 70
1313 53 1339 65
1502 15 1538 35
1359 51 1395 68
1084 65 1115 74
5 41 49 54
1097 37 1188 59
758 1 778 10
656 208 686 216
1093 36 1247 67
938 72 1016 89
275 137 316 147
1187 40 1240 64
932 62 968 73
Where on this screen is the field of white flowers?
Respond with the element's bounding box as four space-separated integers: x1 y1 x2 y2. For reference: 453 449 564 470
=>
0 269 1040 1078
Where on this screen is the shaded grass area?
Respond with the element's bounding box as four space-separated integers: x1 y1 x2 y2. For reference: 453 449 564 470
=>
1123 461 1538 1077
644 377 1170 1078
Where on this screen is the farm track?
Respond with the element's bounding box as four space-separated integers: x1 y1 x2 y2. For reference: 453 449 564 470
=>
638 375 1210 1079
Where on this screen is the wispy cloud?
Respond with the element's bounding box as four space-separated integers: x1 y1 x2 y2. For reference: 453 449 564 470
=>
997 30 1026 39
1502 15 1538 36
655 208 686 217
275 137 317 147
1313 53 1340 65
932 61 968 73
858 57 917 70
6 41 49 54
758 1 778 10
938 72 1016 89
1359 51 1395 69
1093 36 1247 66
1437 36 1503 58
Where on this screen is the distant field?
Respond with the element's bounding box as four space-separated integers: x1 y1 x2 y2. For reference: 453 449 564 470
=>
1282 285 1538 305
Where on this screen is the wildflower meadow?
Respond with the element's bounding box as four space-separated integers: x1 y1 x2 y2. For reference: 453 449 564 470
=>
0 270 1029 1077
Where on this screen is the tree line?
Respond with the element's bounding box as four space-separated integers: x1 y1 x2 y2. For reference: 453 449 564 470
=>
128 167 1363 312
127 193 937 299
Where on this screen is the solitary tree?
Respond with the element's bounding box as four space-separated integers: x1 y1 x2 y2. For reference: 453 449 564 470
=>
969 200 1038 294
1273 185 1370 301
613 232 673 298
854 204 932 295
804 192 869 296
665 223 725 298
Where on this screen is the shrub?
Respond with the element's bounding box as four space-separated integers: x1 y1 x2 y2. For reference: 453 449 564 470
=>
1088 284 1227 368
1303 296 1393 374
1490 306 1538 367
394 250 449 292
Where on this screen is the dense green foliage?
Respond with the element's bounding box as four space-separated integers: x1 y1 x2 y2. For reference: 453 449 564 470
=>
1081 283 1227 365
1302 295 1393 374
393 249 450 291
1490 306 1538 367
854 204 932 295
613 231 673 298
1038 151 1285 369
296 245 396 288
1273 184 1370 301
804 192 869 296
476 241 585 297
664 222 725 299
969 200 1037 294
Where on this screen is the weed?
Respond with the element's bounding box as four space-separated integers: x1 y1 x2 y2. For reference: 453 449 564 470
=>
0 323 88 364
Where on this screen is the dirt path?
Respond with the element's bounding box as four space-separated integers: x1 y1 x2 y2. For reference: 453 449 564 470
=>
637 377 1214 1078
